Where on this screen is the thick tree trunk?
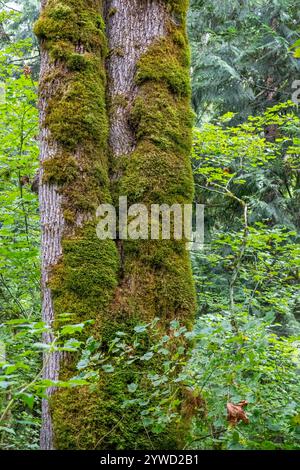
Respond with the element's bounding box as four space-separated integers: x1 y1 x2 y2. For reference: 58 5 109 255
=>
36 0 195 450
105 0 195 330
36 0 117 449
38 0 64 450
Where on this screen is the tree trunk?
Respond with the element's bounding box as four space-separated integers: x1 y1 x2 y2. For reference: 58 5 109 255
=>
36 0 195 450
38 0 65 449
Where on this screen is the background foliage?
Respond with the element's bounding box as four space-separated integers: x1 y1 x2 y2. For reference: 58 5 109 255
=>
189 0 300 122
0 0 40 449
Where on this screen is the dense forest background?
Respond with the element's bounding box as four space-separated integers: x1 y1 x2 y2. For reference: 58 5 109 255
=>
0 0 299 450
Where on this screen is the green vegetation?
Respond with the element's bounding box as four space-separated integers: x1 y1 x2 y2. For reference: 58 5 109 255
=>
189 0 300 122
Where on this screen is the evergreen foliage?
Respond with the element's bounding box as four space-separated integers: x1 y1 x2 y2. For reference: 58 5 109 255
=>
189 0 300 122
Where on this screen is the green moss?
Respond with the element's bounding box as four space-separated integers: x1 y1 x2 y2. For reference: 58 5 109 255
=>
115 143 193 206
136 36 190 96
44 65 107 150
34 0 107 58
43 153 78 185
130 83 194 155
110 240 196 323
66 52 92 71
49 225 119 328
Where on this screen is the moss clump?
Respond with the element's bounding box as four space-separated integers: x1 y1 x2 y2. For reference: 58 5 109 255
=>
109 240 196 324
130 83 194 154
136 36 190 96
66 52 92 71
44 64 107 149
36 0 110 216
34 0 107 58
115 142 193 206
42 153 78 185
49 224 119 329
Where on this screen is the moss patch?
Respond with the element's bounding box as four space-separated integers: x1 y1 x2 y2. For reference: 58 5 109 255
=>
49 225 119 329
34 0 107 58
136 37 190 96
35 0 109 215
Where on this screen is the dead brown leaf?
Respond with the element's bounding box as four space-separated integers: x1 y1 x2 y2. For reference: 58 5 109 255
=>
227 400 249 426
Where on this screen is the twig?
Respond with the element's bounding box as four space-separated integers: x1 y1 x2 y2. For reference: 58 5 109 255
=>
93 417 124 449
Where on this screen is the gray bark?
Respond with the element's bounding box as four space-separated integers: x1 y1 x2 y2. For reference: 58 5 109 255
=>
39 45 65 450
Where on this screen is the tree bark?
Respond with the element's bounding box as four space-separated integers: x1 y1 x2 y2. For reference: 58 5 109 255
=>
106 0 167 156
38 0 64 449
36 0 195 450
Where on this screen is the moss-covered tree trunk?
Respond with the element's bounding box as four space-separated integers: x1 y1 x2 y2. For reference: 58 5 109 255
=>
36 0 195 450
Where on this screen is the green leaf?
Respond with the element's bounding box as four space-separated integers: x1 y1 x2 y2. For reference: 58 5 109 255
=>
102 364 115 373
134 325 148 333
60 323 86 336
140 352 154 361
18 393 35 409
127 383 138 393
